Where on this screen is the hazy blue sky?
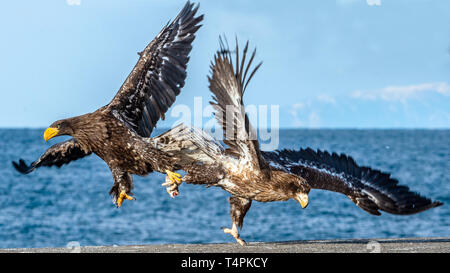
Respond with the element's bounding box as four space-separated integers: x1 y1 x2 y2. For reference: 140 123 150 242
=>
0 0 449 128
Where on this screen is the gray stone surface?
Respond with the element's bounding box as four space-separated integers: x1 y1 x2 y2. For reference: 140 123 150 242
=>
2 237 449 253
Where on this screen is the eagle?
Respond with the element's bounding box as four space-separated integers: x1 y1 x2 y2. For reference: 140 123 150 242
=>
12 1 203 207
162 38 443 245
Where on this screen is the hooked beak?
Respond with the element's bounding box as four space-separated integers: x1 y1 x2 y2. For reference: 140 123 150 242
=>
43 127 59 142
296 193 309 209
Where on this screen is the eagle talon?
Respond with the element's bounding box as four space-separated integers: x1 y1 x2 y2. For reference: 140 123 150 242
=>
164 170 182 184
223 225 246 246
162 170 182 197
116 190 135 208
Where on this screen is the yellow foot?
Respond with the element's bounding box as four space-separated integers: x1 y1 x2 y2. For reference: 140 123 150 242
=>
116 190 135 208
162 170 182 198
165 170 181 184
223 226 246 246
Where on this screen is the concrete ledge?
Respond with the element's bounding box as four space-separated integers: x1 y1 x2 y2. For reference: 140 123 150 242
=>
2 237 449 253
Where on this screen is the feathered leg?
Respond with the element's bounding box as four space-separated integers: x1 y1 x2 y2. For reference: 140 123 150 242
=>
109 168 135 208
162 163 225 197
222 196 252 246
142 147 183 197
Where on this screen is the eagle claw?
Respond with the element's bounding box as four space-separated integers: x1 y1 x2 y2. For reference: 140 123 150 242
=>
162 170 182 198
223 225 246 246
116 190 135 208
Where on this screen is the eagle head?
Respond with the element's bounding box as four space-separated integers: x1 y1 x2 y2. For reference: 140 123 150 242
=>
44 119 74 141
292 176 311 209
295 192 309 209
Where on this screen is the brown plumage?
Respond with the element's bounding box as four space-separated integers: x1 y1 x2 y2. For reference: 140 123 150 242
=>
161 39 311 245
164 38 442 245
262 148 443 216
12 1 203 207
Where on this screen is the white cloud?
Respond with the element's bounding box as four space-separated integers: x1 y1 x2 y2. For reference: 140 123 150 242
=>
289 102 322 128
289 103 305 127
336 0 359 5
308 111 321 128
291 103 305 110
67 0 81 6
336 0 381 6
351 82 450 102
366 0 381 6
316 94 337 105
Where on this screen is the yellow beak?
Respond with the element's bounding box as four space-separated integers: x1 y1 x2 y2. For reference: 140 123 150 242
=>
43 127 59 142
296 193 309 209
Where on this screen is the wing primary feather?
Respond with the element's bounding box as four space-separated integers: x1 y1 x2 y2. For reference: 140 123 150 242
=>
108 1 203 137
261 148 443 215
239 40 249 85
235 36 240 84
12 139 91 175
208 36 269 174
243 60 262 92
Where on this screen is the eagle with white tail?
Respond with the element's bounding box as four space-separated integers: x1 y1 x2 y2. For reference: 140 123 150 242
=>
163 38 443 245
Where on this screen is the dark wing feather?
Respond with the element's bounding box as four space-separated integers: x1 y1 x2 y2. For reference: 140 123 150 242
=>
108 1 203 137
12 139 91 174
262 148 443 215
208 37 268 172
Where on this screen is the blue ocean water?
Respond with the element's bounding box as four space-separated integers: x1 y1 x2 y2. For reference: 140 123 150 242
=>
0 128 448 249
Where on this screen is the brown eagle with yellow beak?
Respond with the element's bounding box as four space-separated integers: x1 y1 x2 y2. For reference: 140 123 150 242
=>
12 1 203 207
161 39 312 245
161 38 443 246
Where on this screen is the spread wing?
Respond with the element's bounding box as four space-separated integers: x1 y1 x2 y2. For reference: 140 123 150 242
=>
108 1 203 137
208 38 268 172
12 139 91 174
262 148 443 215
